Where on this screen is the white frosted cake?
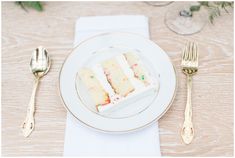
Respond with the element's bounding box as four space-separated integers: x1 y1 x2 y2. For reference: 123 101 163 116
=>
77 52 159 113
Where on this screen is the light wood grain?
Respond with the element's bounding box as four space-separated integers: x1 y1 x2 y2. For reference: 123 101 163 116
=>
2 1 233 156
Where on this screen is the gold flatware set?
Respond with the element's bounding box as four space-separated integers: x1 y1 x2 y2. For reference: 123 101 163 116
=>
21 43 199 145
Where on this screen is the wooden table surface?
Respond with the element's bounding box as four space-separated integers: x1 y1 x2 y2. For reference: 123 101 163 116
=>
2 2 234 156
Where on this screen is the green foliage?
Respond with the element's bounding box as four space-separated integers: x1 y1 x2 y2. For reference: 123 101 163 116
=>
199 1 209 7
190 5 201 12
190 1 233 24
15 1 43 12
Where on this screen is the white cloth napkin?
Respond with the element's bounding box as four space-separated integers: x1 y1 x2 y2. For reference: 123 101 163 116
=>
63 15 161 156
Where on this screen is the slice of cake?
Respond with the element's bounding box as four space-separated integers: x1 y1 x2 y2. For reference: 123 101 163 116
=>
76 53 159 113
78 68 110 107
124 52 150 85
101 58 135 97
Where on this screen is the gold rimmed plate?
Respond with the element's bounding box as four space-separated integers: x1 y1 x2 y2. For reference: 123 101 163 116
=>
59 32 177 133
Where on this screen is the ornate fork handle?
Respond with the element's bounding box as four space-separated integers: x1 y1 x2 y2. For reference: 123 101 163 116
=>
181 74 194 144
21 78 40 137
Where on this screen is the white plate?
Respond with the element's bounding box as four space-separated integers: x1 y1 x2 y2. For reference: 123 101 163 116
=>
59 32 177 133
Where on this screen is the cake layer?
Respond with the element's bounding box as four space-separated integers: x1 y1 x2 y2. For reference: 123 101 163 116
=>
97 53 159 113
78 68 110 107
124 52 150 85
97 84 158 113
101 58 135 97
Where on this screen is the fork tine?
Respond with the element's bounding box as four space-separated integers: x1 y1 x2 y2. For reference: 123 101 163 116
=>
190 42 194 61
182 42 188 63
192 42 197 62
185 41 190 61
187 42 191 61
192 42 196 62
182 44 186 62
193 43 198 62
191 42 195 62
195 43 199 64
188 41 193 61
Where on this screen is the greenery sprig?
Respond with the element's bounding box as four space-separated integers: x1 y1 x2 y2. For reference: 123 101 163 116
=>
15 1 43 12
190 1 234 24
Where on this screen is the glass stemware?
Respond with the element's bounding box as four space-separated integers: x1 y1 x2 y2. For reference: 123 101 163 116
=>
145 1 173 7
165 2 208 35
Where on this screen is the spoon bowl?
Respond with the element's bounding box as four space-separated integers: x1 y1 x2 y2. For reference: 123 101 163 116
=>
30 46 51 78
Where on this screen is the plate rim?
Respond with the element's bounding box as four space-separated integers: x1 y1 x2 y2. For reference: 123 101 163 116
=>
58 32 178 133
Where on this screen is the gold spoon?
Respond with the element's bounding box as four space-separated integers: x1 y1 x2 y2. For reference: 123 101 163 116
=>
21 46 51 137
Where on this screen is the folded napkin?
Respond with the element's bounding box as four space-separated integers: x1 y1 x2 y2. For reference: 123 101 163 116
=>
63 15 161 156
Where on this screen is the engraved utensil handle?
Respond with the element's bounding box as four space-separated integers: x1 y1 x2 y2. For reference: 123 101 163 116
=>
181 75 194 144
21 78 40 137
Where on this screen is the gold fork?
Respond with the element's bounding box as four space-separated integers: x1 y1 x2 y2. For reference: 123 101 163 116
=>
181 42 198 144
